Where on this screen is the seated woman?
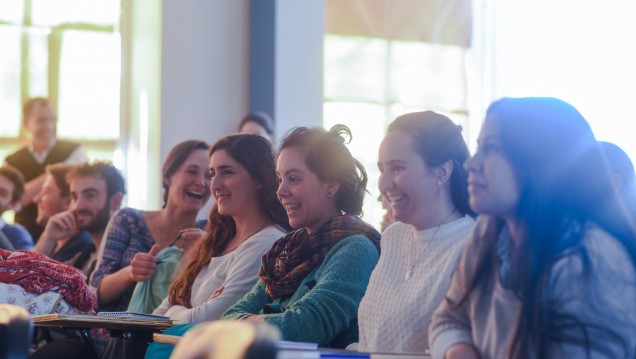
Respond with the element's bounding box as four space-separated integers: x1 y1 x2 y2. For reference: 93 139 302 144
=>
352 111 475 353
429 97 636 359
87 140 212 355
220 124 380 348
152 134 291 323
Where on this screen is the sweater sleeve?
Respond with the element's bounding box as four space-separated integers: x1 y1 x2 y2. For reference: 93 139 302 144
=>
545 227 636 358
162 230 280 324
221 280 273 320
429 218 491 359
90 209 131 290
263 235 379 346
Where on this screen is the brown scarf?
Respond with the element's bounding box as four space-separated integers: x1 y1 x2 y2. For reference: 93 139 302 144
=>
259 215 380 299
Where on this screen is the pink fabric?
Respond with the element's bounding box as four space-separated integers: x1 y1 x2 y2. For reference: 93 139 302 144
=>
0 249 96 312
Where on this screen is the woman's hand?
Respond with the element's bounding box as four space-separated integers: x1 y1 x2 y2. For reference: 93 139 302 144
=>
129 244 160 282
445 343 479 359
174 228 206 250
207 286 224 300
241 314 268 323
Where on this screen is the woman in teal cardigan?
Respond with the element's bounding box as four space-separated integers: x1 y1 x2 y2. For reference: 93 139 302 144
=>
223 229 379 347
145 124 380 358
222 124 380 347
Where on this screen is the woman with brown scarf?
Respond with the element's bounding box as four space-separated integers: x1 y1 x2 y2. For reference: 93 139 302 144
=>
222 124 381 348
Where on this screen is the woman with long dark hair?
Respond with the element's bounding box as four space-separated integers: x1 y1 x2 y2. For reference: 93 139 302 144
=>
429 97 636 358
153 134 290 322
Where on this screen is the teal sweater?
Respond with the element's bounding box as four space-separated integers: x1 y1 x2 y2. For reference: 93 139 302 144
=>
222 234 380 347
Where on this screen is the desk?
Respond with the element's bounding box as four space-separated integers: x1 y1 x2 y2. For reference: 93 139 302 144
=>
152 333 431 359
33 314 175 359
33 314 174 331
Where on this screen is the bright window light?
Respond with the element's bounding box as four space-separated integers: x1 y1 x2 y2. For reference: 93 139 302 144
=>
492 0 636 165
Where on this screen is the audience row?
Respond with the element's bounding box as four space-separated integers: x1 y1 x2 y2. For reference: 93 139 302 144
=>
0 96 635 359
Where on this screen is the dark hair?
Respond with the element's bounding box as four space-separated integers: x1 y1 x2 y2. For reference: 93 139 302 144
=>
66 161 126 199
600 141 636 223
0 165 25 203
600 141 636 190
279 124 367 216
162 140 210 208
387 111 475 217
23 97 54 124
462 97 636 358
238 112 274 135
45 163 74 197
168 134 291 307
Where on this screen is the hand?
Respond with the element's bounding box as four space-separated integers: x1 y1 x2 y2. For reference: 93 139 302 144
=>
129 244 160 282
42 211 79 242
445 343 479 359
207 286 224 300
174 228 206 250
241 314 268 323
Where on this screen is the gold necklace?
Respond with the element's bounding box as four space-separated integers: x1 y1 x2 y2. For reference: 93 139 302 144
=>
404 209 458 280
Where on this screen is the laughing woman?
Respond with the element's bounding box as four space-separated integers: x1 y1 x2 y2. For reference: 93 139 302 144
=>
429 97 636 359
352 112 475 354
221 124 381 348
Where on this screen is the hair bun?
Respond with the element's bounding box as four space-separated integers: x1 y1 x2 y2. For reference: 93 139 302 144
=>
328 124 352 144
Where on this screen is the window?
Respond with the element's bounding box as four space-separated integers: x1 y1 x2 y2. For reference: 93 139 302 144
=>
0 0 121 163
490 0 636 165
324 34 469 229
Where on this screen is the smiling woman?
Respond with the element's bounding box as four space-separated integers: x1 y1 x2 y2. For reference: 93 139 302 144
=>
144 134 291 359
219 124 381 348
85 140 211 356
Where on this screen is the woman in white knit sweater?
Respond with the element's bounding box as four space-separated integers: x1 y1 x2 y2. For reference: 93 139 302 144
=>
352 111 475 353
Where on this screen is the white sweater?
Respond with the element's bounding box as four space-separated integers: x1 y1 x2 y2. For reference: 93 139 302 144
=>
355 216 474 353
153 225 284 324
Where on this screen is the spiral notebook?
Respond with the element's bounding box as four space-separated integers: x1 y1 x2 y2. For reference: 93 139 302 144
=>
97 311 170 320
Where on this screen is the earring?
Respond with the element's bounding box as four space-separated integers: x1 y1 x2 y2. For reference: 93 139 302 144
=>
436 180 443 186
326 191 333 198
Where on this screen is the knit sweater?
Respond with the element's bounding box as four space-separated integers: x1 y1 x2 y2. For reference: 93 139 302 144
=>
429 216 636 359
152 225 285 323
222 234 380 348
354 217 474 353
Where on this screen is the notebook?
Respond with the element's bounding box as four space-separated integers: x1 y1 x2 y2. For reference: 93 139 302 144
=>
97 311 170 320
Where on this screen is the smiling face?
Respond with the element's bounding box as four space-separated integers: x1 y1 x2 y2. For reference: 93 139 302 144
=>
378 131 442 229
70 176 111 232
464 117 520 218
210 149 262 218
276 147 338 233
24 102 56 145
33 174 70 226
165 149 212 213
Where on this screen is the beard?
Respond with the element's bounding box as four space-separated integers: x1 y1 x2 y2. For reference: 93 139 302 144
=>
76 204 111 234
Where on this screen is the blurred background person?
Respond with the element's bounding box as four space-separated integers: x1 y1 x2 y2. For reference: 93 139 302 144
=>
4 98 87 242
238 111 274 143
0 165 33 250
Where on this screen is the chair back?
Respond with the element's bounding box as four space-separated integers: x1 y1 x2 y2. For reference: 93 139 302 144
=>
0 304 33 359
169 321 279 359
